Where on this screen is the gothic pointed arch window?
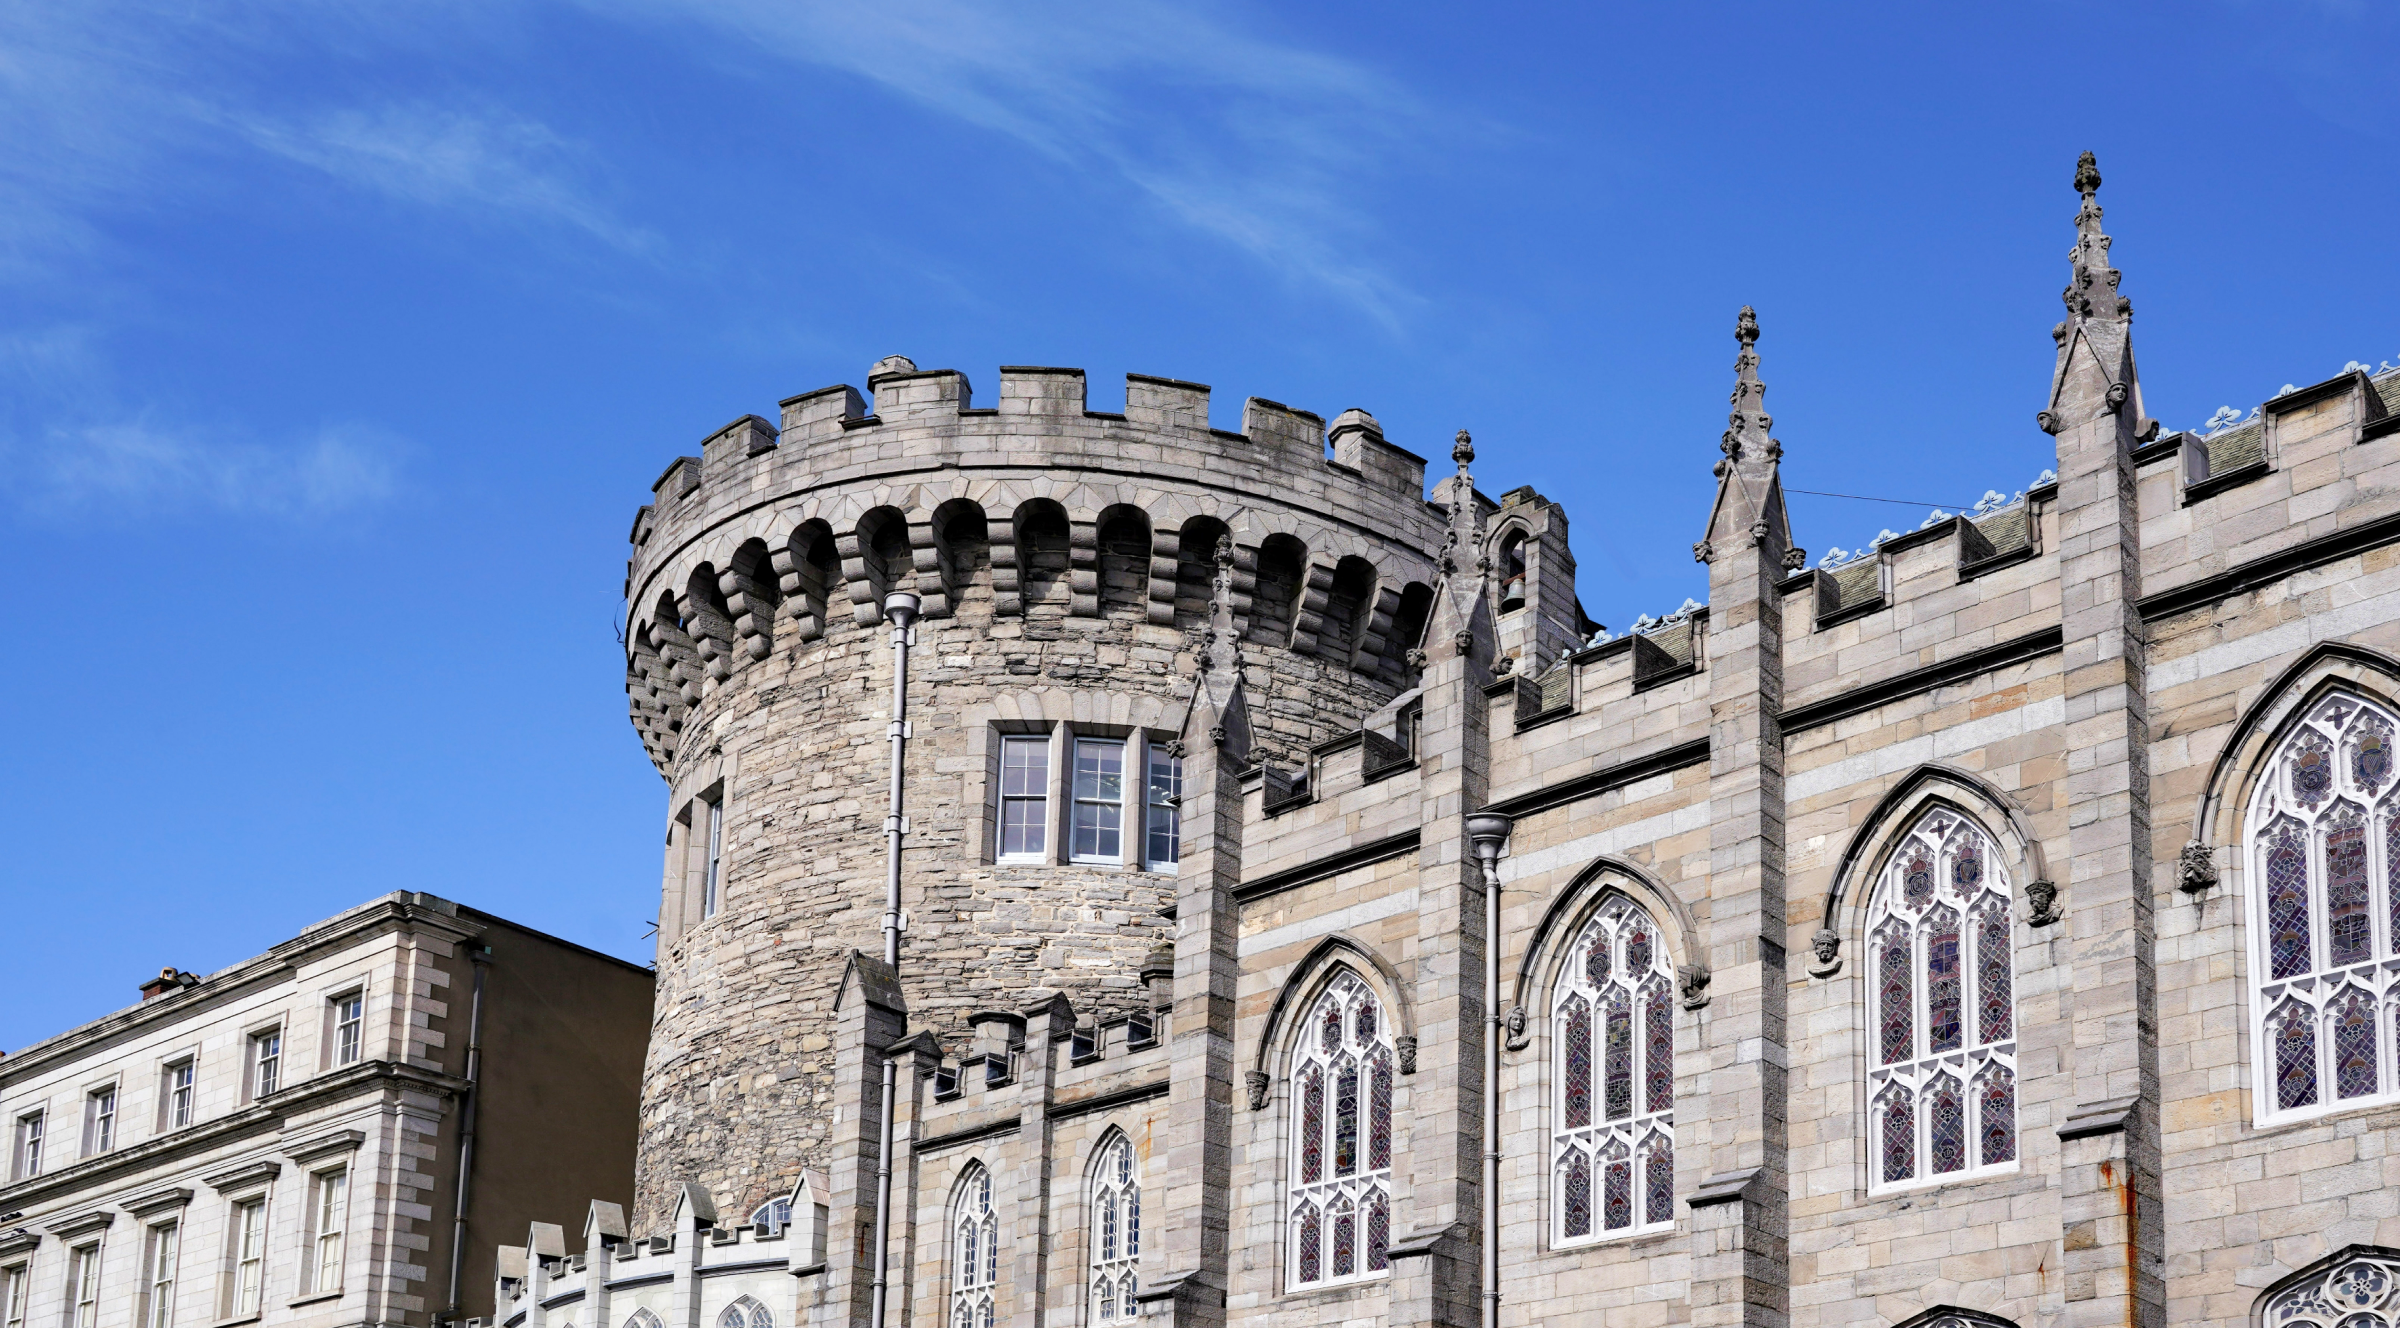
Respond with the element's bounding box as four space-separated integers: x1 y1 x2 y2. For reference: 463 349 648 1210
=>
1865 808 2018 1192
714 1297 770 1328
2259 1245 2400 1325
2246 692 2400 1124
1087 1132 1140 1323
951 1164 999 1328
1286 971 1394 1290
623 1311 661 1328
1552 894 1676 1244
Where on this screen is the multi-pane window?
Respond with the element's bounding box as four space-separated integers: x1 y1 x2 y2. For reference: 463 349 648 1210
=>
333 995 364 1066
144 1223 180 1328
713 1297 770 1328
307 1168 348 1293
2246 691 2400 1123
1552 896 1676 1242
1145 745 1182 870
998 736 1050 862
1867 809 2018 1190
951 1164 999 1328
1071 738 1125 862
700 797 724 920
747 1198 792 1234
68 1245 100 1328
164 1060 195 1128
1088 1134 1140 1323
2263 1247 2400 1326
1287 972 1394 1290
1 1263 25 1328
11 1113 40 1180
84 1088 117 1156
252 1031 283 1100
228 1197 268 1317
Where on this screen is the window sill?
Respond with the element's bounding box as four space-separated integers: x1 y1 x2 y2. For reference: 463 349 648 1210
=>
1277 1274 1390 1304
1552 1226 1678 1255
213 1313 264 1328
1865 1159 2022 1200
287 1291 345 1308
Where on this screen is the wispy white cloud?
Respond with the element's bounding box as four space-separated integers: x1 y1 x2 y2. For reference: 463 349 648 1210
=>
575 0 1449 319
0 2 647 278
240 102 655 252
27 419 404 519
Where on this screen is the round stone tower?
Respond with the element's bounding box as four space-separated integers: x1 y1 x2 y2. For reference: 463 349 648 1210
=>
621 358 1447 1229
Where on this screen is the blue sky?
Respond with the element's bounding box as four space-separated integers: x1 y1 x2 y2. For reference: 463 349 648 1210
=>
4 1 2396 1050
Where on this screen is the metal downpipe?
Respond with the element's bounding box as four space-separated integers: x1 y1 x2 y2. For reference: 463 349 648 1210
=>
868 590 918 1328
1467 814 1514 1328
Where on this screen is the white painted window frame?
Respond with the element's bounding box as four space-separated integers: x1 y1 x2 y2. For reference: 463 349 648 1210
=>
1549 895 1677 1248
306 1167 348 1295
143 1221 179 1328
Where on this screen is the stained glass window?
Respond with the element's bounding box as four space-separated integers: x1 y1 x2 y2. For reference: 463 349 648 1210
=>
1334 1060 1359 1176
1976 903 2012 1045
2267 824 2312 980
2357 724 2394 792
1287 972 1393 1289
2334 991 2377 1100
1643 982 1673 1114
1089 1134 1140 1323
1928 1077 1965 1175
1641 1133 1673 1226
1368 1051 1393 1170
1561 1150 1591 1238
1878 932 1913 1067
1978 1066 2016 1166
1365 1192 1390 1273
2261 1248 2400 1328
1903 852 1934 908
1926 908 1963 1053
1881 1088 1915 1185
1604 991 1633 1121
1865 810 2017 1190
2275 1001 2318 1112
952 1164 998 1328
2327 815 2372 967
2247 692 2400 1125
1299 1067 1323 1184
1295 1205 1320 1284
1602 1144 1631 1232
1562 997 1591 1128
1552 893 1676 1245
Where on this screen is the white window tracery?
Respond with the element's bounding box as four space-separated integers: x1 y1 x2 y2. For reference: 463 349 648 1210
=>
2263 1247 2400 1326
1551 895 1675 1244
1286 972 1393 1290
622 1310 661 1328
2246 691 2400 1124
1865 808 2018 1192
1087 1134 1140 1323
714 1297 770 1328
951 1164 999 1328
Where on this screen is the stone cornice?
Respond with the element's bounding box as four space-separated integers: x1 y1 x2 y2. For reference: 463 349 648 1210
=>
282 1129 366 1166
0 1060 463 1210
44 1210 115 1241
200 1160 281 1193
120 1187 194 1219
0 895 481 1080
0 1228 40 1259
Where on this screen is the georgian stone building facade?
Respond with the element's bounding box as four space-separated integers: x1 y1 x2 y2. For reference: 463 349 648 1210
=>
0 894 653 1328
499 155 2400 1328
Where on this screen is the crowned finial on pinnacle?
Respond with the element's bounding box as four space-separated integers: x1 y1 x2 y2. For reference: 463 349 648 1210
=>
2060 150 2128 326
1736 305 1759 348
1453 428 1474 467
2074 150 2102 201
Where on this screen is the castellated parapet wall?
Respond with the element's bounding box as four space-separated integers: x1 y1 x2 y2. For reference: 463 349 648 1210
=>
620 359 1452 1232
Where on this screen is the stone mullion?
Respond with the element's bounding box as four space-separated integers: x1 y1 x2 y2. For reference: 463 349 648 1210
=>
989 510 1023 617
1140 725 1242 1328
1069 519 1101 617
1145 529 1180 626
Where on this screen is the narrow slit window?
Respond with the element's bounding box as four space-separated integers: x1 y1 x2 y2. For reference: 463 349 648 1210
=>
701 796 724 920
